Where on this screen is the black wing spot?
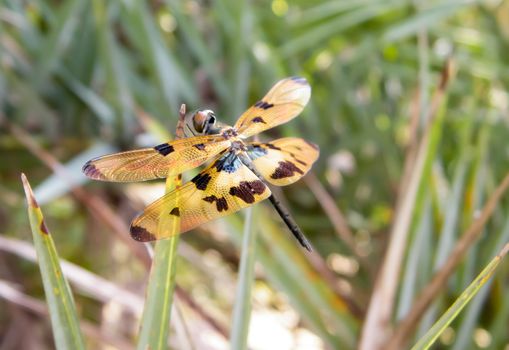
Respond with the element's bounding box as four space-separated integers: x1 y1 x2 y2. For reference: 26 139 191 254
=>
290 76 308 85
82 161 106 180
271 161 304 179
289 152 308 166
191 173 212 191
154 143 175 156
254 101 274 110
265 143 282 151
252 116 266 124
170 207 180 217
131 225 157 242
194 143 206 150
229 180 266 204
203 195 229 212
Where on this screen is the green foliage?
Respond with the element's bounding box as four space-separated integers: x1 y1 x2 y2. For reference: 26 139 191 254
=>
2 0 509 349
21 174 85 350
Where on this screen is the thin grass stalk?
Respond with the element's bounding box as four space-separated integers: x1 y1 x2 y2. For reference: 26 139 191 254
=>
396 195 432 319
136 105 187 350
230 206 256 349
410 243 509 350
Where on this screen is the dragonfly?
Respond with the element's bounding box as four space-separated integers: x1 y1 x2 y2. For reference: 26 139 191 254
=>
83 77 319 251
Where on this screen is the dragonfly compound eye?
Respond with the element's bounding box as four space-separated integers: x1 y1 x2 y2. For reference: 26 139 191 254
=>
192 110 208 134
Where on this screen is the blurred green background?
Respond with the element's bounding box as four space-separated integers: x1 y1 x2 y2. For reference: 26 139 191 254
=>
1 0 509 349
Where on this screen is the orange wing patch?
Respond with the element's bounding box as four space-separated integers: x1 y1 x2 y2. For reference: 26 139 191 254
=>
130 152 271 241
234 77 311 138
247 137 319 186
83 135 230 182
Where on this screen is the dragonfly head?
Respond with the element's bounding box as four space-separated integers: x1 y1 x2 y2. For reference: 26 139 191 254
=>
185 109 227 137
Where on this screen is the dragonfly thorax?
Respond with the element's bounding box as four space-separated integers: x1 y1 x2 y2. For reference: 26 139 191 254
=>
230 140 246 153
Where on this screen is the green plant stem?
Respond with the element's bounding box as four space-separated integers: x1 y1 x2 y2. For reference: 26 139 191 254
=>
21 174 85 350
136 107 185 350
411 243 509 350
230 207 256 349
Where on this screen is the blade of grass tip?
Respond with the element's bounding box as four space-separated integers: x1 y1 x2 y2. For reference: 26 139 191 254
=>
20 173 85 350
230 206 256 349
410 243 509 350
386 170 509 349
136 104 186 350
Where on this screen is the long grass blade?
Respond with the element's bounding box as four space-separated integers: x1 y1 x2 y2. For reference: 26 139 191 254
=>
411 243 509 350
226 210 358 349
360 60 453 350
20 173 85 350
136 105 186 350
230 207 256 349
388 171 509 348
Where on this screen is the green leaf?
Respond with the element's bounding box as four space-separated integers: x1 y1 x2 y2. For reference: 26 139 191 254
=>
411 243 509 350
230 207 256 350
136 235 180 350
136 110 182 350
21 173 85 350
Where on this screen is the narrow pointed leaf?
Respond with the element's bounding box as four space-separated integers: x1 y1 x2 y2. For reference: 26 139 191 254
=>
411 243 509 350
136 109 183 350
21 173 85 350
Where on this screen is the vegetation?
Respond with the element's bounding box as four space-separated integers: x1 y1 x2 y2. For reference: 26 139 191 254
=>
1 0 509 349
